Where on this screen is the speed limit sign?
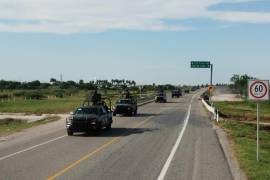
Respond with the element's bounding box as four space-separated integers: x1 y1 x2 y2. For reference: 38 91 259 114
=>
248 80 269 101
248 80 269 162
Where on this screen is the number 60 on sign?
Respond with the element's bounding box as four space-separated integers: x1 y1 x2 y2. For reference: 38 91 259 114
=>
248 80 269 101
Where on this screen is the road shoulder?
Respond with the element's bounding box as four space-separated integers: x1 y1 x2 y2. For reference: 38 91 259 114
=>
213 124 247 180
201 99 247 180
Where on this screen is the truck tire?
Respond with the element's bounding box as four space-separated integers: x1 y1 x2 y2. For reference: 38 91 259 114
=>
134 109 137 115
96 124 102 131
67 130 73 136
106 123 112 131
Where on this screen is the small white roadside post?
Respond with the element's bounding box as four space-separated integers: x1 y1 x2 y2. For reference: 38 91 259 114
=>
248 80 269 162
139 85 143 98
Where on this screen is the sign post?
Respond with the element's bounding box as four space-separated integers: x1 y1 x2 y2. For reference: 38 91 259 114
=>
190 61 212 85
191 61 213 102
210 64 213 85
248 80 269 162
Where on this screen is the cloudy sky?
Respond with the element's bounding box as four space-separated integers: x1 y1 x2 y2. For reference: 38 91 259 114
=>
0 0 270 84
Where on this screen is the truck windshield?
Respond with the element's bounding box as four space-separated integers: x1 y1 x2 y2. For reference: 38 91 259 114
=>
75 107 100 115
118 100 132 104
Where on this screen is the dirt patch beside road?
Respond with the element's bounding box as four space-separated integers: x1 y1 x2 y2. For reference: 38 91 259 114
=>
212 94 242 102
0 113 67 123
212 86 242 102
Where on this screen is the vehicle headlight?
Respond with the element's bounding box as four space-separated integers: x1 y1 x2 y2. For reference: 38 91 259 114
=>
66 117 73 124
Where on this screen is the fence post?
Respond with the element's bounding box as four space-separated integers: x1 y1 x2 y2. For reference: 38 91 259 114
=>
216 109 219 122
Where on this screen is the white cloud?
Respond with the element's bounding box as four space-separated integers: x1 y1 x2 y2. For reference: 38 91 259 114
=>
209 11 270 23
0 0 269 33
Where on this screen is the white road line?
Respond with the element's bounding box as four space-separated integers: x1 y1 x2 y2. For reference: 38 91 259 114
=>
0 135 67 161
157 94 196 180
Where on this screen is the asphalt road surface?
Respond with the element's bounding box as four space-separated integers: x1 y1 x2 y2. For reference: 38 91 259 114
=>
0 90 232 180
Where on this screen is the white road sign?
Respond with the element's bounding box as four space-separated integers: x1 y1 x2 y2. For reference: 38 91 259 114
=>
248 80 269 101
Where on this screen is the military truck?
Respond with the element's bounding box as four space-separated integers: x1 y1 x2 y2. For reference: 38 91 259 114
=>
172 89 182 98
113 90 138 116
66 106 113 136
113 99 137 116
184 89 190 94
191 86 200 91
155 92 167 103
66 91 113 136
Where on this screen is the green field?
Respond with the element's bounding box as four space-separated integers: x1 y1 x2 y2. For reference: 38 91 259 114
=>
218 121 270 180
214 101 270 121
0 90 155 114
0 97 83 114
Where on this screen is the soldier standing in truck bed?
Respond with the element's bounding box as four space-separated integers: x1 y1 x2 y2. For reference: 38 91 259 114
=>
92 90 101 105
126 90 131 99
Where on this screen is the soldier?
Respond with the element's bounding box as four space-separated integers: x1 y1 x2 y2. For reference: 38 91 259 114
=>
101 100 109 112
92 90 101 105
125 90 131 99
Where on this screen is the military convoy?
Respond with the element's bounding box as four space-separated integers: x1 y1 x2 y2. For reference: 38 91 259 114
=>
66 90 139 135
66 86 201 135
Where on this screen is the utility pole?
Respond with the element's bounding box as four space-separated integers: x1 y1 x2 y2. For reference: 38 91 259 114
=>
210 64 213 104
210 64 213 85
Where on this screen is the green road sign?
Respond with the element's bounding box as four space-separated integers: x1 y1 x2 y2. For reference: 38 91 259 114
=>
191 61 211 68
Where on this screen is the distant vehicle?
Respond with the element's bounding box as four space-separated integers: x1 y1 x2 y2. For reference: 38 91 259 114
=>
184 89 190 94
155 92 167 103
172 89 182 98
191 86 199 91
66 106 113 136
113 99 138 116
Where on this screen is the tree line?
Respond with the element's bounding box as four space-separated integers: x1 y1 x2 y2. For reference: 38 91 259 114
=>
230 74 255 97
0 79 138 91
0 78 205 101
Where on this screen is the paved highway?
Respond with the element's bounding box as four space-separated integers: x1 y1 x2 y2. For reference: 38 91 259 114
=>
0 90 232 180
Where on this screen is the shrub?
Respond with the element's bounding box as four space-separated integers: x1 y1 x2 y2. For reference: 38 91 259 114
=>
54 90 65 98
0 94 9 99
13 91 26 97
25 91 46 100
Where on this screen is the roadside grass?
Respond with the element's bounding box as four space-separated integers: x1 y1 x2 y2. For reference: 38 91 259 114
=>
214 101 270 121
0 116 60 136
0 97 84 114
218 120 270 180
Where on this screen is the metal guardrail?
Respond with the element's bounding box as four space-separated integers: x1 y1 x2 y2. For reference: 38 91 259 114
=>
202 99 219 122
137 99 155 107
